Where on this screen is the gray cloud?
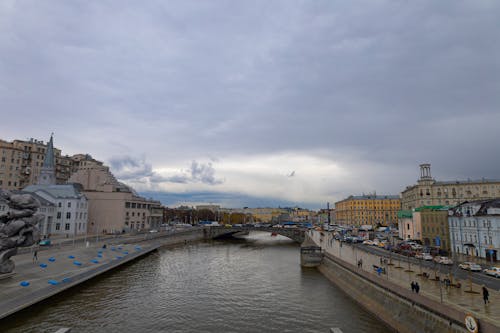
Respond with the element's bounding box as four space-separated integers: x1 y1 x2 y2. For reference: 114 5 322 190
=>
1 1 500 206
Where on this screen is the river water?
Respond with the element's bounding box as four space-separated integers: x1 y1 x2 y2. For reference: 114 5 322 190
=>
3 232 388 333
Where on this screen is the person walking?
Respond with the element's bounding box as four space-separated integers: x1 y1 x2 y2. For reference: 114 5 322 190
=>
482 286 490 304
415 282 420 294
411 281 415 292
32 249 38 263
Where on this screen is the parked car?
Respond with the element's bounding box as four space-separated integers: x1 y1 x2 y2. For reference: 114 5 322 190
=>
415 253 433 260
483 267 500 278
362 240 374 246
459 262 482 272
39 239 51 246
434 256 453 265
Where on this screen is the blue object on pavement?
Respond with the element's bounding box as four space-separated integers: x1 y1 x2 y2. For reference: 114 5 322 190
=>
39 263 47 268
48 257 56 262
91 259 99 264
68 255 75 259
48 280 59 285
97 254 103 258
123 251 128 255
20 281 30 287
73 261 82 266
62 277 72 283
116 256 122 259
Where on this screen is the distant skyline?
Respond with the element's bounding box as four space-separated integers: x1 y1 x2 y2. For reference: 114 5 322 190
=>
2 1 499 209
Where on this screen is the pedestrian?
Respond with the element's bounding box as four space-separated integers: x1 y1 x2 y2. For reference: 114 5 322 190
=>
415 282 420 294
411 281 415 292
359 258 363 268
33 249 38 263
482 286 489 304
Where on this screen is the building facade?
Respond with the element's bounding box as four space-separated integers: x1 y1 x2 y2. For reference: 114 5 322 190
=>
335 194 401 227
69 161 163 234
23 184 88 236
449 199 500 260
401 164 500 210
0 136 73 190
417 206 451 253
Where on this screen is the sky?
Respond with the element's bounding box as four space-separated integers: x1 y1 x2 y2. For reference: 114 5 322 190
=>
1 1 499 209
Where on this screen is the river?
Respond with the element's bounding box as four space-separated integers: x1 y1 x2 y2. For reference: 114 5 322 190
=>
3 232 389 332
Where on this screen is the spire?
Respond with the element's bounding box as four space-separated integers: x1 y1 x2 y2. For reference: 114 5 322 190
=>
42 133 55 169
38 133 56 185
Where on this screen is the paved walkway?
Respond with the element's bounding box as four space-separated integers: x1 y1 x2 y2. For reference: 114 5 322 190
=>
310 230 500 328
0 239 152 320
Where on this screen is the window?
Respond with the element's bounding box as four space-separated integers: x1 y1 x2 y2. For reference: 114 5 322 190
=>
65 223 70 230
57 212 61 219
125 202 131 208
68 202 71 208
66 212 71 219
56 223 61 230
58 202 62 208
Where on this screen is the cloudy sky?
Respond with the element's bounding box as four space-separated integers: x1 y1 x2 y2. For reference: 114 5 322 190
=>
1 1 499 209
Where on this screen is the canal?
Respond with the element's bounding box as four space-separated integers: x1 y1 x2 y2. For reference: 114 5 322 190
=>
3 232 389 332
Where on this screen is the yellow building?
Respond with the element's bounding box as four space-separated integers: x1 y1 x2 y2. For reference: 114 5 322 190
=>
335 194 401 227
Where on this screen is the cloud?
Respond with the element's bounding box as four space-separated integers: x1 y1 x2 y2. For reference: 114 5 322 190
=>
1 1 500 208
108 156 153 180
109 157 223 187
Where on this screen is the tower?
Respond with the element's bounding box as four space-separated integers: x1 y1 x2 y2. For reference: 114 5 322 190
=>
37 134 56 185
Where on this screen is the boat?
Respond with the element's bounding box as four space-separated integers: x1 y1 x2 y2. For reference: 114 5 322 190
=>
300 246 324 267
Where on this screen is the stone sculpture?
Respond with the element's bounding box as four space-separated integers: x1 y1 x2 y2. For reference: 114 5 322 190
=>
0 190 42 274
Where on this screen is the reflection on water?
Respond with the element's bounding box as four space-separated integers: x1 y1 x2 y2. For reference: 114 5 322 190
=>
2 232 388 333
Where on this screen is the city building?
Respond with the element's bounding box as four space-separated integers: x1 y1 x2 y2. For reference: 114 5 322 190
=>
20 134 88 236
68 159 163 234
0 136 73 190
397 210 414 240
401 164 500 210
335 194 401 227
417 206 451 253
23 184 88 236
449 199 499 261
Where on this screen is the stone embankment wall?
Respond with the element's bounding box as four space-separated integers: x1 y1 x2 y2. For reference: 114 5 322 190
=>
319 253 469 333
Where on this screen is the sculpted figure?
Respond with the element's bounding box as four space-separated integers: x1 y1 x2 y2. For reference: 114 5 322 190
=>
0 190 42 274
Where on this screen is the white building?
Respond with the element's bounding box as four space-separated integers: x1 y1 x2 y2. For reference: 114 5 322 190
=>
23 184 88 236
448 199 500 261
21 134 88 236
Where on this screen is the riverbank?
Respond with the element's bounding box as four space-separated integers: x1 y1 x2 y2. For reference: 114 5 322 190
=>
309 231 500 333
0 229 206 321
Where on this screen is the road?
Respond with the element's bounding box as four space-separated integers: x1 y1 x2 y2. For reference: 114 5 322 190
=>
355 243 500 291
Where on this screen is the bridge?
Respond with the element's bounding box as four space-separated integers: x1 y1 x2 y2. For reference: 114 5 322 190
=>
203 226 306 243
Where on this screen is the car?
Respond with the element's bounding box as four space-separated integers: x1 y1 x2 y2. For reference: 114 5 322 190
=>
362 240 374 246
149 229 159 233
422 253 433 261
459 262 482 272
434 256 453 265
39 239 51 246
483 267 500 278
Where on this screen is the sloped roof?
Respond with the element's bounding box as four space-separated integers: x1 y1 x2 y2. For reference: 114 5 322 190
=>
23 184 85 199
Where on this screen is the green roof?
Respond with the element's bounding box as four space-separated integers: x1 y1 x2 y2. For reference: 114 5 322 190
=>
397 210 413 218
414 205 449 211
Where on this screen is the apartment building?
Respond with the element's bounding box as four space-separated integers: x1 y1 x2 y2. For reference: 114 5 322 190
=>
401 164 500 210
335 194 401 227
0 136 72 190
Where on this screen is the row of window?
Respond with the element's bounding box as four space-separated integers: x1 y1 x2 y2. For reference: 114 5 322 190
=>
450 219 492 228
125 202 152 209
56 212 87 220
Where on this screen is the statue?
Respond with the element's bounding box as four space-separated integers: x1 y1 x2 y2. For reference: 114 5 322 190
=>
0 190 42 274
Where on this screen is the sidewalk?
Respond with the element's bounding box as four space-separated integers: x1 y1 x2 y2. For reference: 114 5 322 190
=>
311 231 500 328
0 239 153 320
